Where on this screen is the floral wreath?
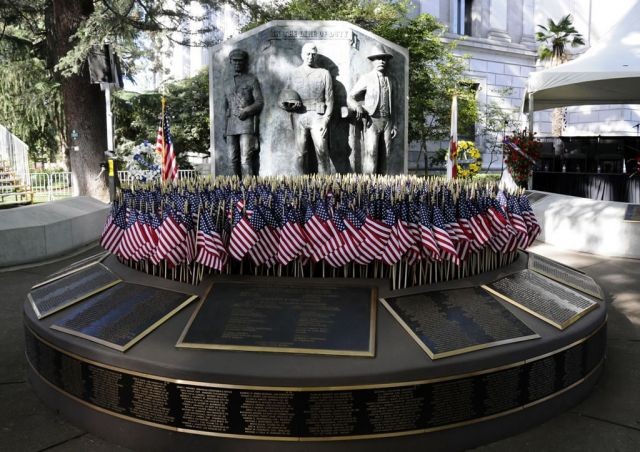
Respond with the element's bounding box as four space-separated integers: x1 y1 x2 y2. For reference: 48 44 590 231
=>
456 141 482 178
125 141 162 182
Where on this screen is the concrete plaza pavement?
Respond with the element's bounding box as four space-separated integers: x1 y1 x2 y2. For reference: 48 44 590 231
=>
1 242 638 451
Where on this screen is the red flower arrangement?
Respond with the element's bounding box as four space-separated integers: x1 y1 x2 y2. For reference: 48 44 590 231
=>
502 129 541 186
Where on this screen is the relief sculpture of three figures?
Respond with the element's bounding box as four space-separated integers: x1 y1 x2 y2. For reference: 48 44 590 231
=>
223 42 397 177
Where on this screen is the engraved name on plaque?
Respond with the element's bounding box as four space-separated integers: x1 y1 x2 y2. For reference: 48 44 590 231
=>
239 390 296 436
528 252 603 299
366 386 425 433
427 378 477 427
177 282 376 356
524 355 558 403
128 377 176 425
484 270 600 330
382 287 539 359
28 263 121 319
303 391 358 436
479 366 524 415
88 365 126 413
51 282 198 351
177 385 232 432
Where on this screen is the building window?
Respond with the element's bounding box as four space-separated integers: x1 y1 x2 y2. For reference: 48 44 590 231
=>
463 0 473 36
459 82 480 141
454 0 474 36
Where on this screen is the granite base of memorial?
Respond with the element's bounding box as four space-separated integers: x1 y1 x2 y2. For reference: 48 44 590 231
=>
23 250 607 451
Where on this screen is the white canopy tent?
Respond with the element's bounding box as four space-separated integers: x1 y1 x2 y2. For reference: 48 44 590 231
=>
523 1 640 115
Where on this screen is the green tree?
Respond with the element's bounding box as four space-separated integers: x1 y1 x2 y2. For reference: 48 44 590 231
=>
242 0 478 174
476 87 522 172
0 1 63 164
536 14 585 136
113 68 210 168
0 1 230 199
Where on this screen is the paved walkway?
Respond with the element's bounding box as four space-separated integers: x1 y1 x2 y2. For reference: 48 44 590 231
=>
1 243 638 451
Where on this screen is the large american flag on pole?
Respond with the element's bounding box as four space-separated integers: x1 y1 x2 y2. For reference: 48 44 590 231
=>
446 94 458 180
156 97 178 182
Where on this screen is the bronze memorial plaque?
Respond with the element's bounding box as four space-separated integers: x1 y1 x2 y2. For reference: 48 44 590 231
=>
177 281 376 357
483 270 600 330
528 252 603 299
381 287 539 360
50 282 198 351
32 251 110 289
624 204 640 222
28 263 121 319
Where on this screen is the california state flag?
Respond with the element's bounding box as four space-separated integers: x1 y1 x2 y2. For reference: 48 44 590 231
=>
447 95 458 180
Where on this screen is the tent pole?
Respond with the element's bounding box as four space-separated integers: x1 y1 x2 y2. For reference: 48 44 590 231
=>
528 93 534 132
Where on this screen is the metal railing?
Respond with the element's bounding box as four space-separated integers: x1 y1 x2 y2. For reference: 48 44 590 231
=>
29 172 73 202
24 170 198 203
117 169 197 184
1 124 29 187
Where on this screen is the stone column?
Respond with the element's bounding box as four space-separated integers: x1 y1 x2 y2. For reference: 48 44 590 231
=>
520 0 536 45
487 0 511 42
449 0 460 34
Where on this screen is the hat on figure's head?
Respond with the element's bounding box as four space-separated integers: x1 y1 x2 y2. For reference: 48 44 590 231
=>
367 44 393 60
229 49 248 61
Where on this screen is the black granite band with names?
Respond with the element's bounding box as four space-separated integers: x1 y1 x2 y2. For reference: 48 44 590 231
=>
25 323 606 440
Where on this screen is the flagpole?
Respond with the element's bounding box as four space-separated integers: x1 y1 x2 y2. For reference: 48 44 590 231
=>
447 94 458 181
160 96 166 183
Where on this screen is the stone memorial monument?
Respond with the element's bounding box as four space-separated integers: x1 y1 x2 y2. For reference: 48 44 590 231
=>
209 21 409 176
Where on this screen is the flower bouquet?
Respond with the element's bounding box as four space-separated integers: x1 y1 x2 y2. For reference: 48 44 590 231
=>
502 129 541 186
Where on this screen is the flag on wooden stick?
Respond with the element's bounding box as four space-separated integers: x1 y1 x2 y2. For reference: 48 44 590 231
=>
155 97 178 182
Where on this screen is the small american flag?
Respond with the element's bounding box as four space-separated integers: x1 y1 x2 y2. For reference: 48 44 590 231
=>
248 205 278 267
417 203 440 261
100 203 126 254
228 197 257 261
118 208 145 260
381 202 406 265
277 204 305 265
432 205 459 265
519 196 541 246
325 209 359 267
507 196 529 248
155 208 187 265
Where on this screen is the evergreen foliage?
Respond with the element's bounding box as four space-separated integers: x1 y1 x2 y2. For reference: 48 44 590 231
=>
0 1 233 197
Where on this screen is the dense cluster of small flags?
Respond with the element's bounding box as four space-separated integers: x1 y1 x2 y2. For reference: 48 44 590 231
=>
100 174 540 288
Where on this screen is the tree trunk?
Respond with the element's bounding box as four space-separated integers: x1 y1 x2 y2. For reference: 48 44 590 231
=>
549 55 566 138
46 0 109 201
551 107 565 136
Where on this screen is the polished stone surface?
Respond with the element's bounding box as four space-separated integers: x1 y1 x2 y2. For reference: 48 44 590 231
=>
0 197 109 267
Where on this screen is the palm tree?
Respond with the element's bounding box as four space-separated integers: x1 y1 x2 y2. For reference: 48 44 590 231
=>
536 15 585 136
